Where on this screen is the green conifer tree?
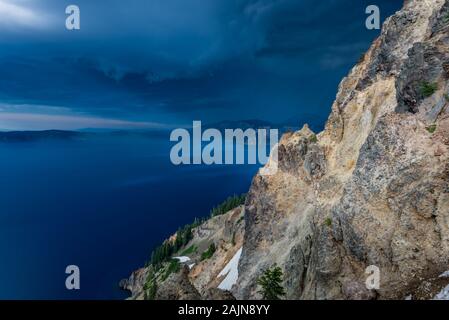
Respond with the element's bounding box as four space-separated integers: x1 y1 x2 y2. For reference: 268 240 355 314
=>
257 265 286 300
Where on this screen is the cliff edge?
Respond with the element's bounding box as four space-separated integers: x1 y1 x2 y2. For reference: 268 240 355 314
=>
236 0 449 300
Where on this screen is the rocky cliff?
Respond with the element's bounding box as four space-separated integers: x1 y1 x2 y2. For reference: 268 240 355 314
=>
236 0 449 300
123 0 449 300
121 206 245 300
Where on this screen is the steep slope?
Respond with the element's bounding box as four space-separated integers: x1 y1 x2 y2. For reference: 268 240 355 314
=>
235 0 449 300
121 206 245 300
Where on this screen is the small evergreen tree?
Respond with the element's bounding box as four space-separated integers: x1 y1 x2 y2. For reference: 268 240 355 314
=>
419 81 438 98
162 259 181 281
144 269 158 300
257 265 286 300
201 243 216 261
210 194 246 218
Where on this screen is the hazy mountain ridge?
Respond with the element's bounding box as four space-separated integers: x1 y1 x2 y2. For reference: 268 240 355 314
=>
0 118 303 143
0 130 86 142
0 128 170 142
205 117 326 134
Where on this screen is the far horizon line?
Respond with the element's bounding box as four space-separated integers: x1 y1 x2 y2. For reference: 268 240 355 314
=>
0 118 318 133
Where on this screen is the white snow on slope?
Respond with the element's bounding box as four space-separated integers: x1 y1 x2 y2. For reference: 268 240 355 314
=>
217 248 242 291
173 256 191 263
433 270 449 300
439 270 449 278
434 284 449 300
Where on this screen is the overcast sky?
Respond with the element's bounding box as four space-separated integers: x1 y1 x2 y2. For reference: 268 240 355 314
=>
0 0 402 130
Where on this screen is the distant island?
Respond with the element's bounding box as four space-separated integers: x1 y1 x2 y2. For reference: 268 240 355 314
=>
0 130 85 142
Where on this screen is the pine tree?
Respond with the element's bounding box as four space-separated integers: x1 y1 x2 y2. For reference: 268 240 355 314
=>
201 243 216 261
144 269 158 300
257 265 286 300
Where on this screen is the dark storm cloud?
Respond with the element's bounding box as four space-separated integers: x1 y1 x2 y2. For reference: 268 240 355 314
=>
0 0 403 128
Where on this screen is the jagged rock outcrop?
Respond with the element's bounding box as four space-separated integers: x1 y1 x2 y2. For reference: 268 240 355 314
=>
155 266 201 300
120 268 149 300
203 288 236 300
235 0 449 300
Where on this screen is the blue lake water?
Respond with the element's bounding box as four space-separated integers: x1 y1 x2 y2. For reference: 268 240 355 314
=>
0 134 258 299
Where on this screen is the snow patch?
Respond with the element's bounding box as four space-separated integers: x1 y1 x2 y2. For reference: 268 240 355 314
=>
434 284 449 300
433 270 449 300
217 248 242 291
188 263 195 269
173 256 191 263
439 270 449 278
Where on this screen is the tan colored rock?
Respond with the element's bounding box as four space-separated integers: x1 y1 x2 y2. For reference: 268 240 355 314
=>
235 0 449 300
